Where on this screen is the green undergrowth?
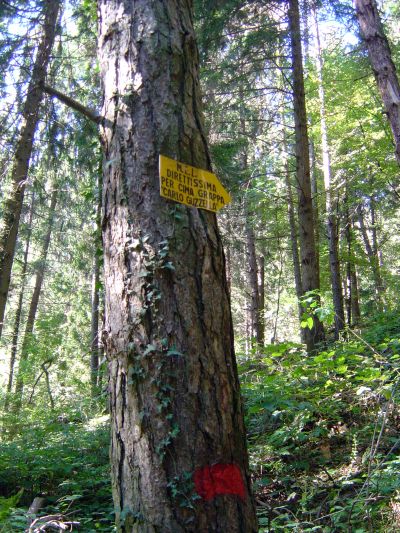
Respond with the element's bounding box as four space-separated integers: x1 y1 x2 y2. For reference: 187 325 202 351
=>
1 312 400 531
240 312 400 532
0 413 114 532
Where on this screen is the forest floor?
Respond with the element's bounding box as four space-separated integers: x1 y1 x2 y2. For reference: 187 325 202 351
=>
1 311 400 532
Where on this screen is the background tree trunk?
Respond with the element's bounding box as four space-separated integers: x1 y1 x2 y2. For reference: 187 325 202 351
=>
313 6 345 338
288 0 325 351
90 172 102 397
357 204 384 309
5 192 35 408
278 64 304 343
245 217 261 347
354 0 400 165
239 86 262 351
0 0 60 340
14 188 58 411
98 1 257 531
258 254 265 347
309 140 321 286
345 210 361 325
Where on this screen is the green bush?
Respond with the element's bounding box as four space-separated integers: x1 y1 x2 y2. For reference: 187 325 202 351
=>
0 415 114 532
240 320 400 531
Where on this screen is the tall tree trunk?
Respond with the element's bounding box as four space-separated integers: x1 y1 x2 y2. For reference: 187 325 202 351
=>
14 188 58 410
5 192 35 407
288 0 325 351
313 6 345 338
98 1 257 532
0 0 60 340
239 85 262 351
278 62 304 343
302 2 321 286
354 0 400 165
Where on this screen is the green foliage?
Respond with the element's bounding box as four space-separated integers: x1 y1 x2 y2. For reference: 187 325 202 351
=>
167 471 201 510
240 313 400 531
0 415 114 532
0 489 23 521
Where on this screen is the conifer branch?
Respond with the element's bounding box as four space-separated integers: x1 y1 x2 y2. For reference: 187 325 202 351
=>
42 83 102 124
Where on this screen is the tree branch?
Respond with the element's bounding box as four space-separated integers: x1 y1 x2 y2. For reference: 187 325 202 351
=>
27 359 53 405
42 83 102 124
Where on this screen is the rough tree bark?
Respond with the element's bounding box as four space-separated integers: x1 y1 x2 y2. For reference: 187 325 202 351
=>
14 188 58 410
313 6 345 338
0 0 60 340
98 1 257 531
354 0 400 165
288 0 325 351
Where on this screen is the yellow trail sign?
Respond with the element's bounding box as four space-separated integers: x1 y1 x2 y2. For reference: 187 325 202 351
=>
159 155 231 213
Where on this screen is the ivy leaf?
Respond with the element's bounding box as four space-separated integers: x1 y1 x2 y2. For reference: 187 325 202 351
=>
143 344 157 356
167 347 183 357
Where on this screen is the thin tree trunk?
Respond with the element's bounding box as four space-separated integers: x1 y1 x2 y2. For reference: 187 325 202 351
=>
14 188 58 410
313 6 345 338
350 265 361 324
5 192 35 407
90 256 100 394
286 173 305 330
370 196 383 268
277 52 304 342
344 263 351 326
0 0 60 340
281 98 304 337
288 0 325 351
245 218 261 347
345 210 361 325
345 210 352 325
239 85 262 350
90 171 102 396
98 1 257 531
258 255 265 347
357 204 384 308
354 0 400 165
225 225 232 295
272 247 284 345
303 2 321 285
309 139 321 284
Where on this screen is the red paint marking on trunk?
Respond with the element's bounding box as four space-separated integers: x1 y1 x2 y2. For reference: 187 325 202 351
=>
193 463 245 501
